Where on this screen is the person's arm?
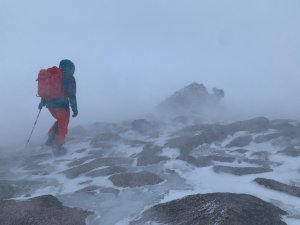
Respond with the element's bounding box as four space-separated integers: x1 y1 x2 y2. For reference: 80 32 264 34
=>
64 76 78 117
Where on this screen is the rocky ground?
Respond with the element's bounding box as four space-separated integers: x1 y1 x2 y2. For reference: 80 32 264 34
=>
1 116 300 225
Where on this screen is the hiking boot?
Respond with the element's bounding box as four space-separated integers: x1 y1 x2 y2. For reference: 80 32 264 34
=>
46 124 58 146
52 144 67 156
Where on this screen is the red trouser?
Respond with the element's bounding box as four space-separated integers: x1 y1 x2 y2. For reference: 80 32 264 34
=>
48 108 70 145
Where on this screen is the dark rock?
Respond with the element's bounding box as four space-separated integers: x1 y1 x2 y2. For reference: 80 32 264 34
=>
90 132 121 148
99 187 120 196
75 148 87 153
226 135 252 148
205 155 236 163
86 166 127 177
243 158 280 167
271 136 292 147
109 171 164 187
132 119 152 133
270 120 300 138
157 82 224 117
177 155 212 167
278 146 300 157
213 165 272 176
166 125 228 154
124 139 149 147
0 195 91 225
254 133 282 143
136 144 169 166
231 149 248 154
76 185 120 196
62 157 133 179
250 151 270 159
130 192 287 225
226 117 270 134
76 185 99 193
254 178 300 197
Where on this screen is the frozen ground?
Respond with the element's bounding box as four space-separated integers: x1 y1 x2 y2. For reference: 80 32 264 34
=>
1 117 300 225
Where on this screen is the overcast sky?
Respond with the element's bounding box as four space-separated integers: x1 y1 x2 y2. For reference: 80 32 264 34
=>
1 0 300 146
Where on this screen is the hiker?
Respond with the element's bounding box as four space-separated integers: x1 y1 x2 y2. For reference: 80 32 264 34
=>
38 59 78 154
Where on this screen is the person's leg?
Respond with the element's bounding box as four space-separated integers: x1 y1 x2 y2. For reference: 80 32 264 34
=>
46 121 58 146
48 108 70 146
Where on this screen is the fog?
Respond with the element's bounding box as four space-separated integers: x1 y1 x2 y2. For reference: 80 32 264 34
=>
1 0 300 146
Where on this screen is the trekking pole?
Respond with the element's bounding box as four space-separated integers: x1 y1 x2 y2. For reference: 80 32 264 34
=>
25 109 42 148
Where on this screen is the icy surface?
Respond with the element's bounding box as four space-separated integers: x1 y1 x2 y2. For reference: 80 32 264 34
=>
2 117 300 225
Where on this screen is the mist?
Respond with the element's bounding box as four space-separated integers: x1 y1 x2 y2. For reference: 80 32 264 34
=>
1 0 300 146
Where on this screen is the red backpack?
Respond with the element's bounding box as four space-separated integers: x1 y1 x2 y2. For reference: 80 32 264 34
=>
37 66 65 100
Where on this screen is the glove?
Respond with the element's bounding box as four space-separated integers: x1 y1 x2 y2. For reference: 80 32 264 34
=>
38 102 45 110
72 109 78 117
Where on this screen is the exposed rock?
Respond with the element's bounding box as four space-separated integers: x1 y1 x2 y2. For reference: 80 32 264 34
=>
278 146 300 157
226 135 253 148
86 166 127 177
109 171 164 187
226 117 270 134
130 192 287 225
166 125 228 154
250 151 270 159
270 120 300 138
231 148 248 154
90 132 121 148
0 195 91 225
132 119 151 133
271 136 292 148
177 155 213 167
124 139 149 147
205 155 236 163
157 82 224 117
136 144 169 166
62 157 133 178
254 178 300 197
76 185 120 196
254 133 282 143
213 165 272 176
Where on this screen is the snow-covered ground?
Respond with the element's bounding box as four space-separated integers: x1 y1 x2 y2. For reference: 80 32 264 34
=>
3 117 300 225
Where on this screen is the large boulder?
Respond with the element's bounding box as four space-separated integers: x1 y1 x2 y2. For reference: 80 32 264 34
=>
254 178 300 197
90 132 121 148
0 195 91 225
278 146 300 157
213 165 272 176
136 144 169 166
225 135 253 148
130 192 287 225
226 117 270 134
157 82 224 117
254 133 282 143
166 125 228 154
